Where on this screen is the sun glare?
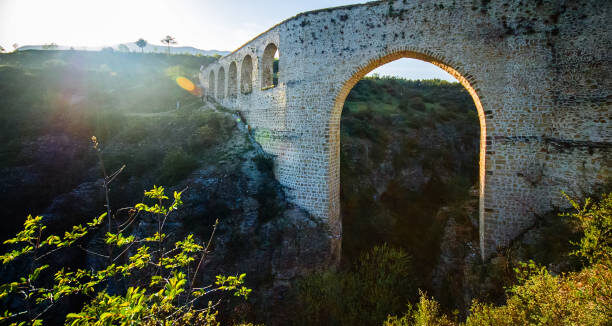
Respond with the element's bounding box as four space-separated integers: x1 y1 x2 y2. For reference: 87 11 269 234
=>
176 76 195 91
176 76 201 96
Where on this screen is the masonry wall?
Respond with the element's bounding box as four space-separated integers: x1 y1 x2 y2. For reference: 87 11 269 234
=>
201 0 611 260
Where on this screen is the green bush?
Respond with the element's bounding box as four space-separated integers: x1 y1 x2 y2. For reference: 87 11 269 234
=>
384 292 454 326
464 261 611 326
563 192 611 266
187 111 235 151
384 192 612 326
294 244 414 326
159 148 199 185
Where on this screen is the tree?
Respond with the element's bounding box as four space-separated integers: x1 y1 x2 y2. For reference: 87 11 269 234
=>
0 45 4 53
0 137 251 325
12 43 18 52
161 35 177 55
136 38 147 53
118 44 130 52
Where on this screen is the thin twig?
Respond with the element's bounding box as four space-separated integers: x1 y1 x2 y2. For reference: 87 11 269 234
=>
112 241 136 262
34 247 64 262
107 165 126 185
78 245 110 260
32 300 56 321
190 219 218 289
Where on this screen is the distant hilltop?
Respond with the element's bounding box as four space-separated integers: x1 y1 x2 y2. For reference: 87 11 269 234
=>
16 42 230 56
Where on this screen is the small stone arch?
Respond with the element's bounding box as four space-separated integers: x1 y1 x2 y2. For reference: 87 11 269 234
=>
261 43 279 89
217 66 226 99
208 70 215 98
329 50 488 258
241 55 253 94
228 61 238 97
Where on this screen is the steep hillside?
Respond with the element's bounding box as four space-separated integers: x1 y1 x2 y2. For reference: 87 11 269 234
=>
0 51 332 324
0 50 213 239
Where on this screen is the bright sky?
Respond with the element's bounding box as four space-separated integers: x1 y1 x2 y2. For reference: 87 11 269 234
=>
0 0 456 81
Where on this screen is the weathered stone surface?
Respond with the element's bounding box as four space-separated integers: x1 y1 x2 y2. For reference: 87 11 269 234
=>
201 0 611 259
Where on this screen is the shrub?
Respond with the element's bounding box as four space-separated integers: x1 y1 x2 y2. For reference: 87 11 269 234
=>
187 111 235 151
562 192 611 266
384 192 612 326
294 244 414 326
464 261 611 326
384 292 454 326
159 148 199 185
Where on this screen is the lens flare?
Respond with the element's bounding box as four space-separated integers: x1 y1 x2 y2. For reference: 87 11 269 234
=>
176 76 195 91
175 76 202 97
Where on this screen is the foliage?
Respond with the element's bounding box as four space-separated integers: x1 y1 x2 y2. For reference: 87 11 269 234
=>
0 139 250 325
186 110 235 150
384 292 454 326
463 262 611 325
136 39 148 52
384 192 612 326
562 192 611 266
161 36 177 55
159 149 199 185
294 244 414 326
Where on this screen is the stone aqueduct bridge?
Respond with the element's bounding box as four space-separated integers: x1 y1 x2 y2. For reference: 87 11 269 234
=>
201 0 611 259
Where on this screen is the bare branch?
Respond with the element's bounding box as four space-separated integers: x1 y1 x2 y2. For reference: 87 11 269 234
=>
190 219 218 289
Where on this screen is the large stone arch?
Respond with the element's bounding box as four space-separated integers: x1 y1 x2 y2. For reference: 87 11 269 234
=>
241 55 253 94
228 61 238 97
329 49 488 258
208 70 215 98
261 43 279 89
217 66 226 99
200 0 610 263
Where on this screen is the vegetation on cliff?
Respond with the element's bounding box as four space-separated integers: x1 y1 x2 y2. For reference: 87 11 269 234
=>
0 50 215 241
384 192 611 326
1 50 609 325
0 136 251 325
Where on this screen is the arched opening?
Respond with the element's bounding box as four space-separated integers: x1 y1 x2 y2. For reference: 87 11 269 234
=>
331 51 487 279
228 61 238 97
241 55 253 94
208 70 215 98
217 66 225 99
261 43 279 89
